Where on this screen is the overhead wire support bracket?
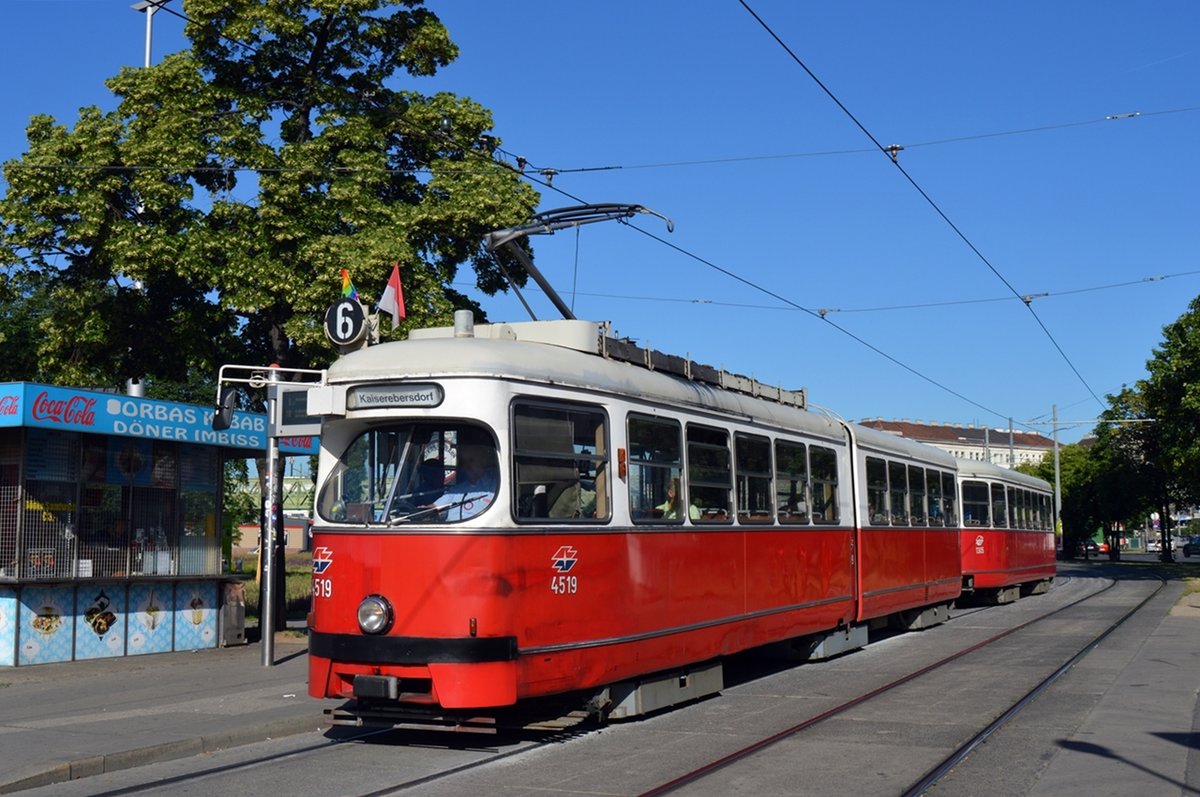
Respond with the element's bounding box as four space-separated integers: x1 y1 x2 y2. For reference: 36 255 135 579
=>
484 203 674 321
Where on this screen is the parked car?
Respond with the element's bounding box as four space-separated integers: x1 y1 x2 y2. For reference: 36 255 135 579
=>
1183 536 1200 557
1147 539 1162 553
1076 539 1099 556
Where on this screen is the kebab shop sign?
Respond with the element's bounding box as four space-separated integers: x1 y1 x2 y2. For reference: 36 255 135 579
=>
26 387 264 446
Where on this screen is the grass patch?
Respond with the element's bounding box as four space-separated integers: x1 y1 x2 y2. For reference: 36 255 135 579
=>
242 551 311 624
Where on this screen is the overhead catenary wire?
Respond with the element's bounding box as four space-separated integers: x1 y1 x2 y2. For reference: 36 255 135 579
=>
737 0 1104 409
12 103 1191 179
491 105 1193 177
3 4 1121 430
455 269 1200 316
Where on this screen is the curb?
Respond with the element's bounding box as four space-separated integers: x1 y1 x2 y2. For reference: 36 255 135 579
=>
0 715 326 795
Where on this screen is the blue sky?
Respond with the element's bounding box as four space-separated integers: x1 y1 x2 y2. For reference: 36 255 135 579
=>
2 2 1198 444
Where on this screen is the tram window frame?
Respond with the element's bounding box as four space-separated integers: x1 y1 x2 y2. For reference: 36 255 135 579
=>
735 433 773 524
942 472 958 526
991 483 1008 528
687 424 732 523
866 457 888 526
927 468 944 527
315 422 500 526
627 414 683 524
888 460 909 526
809 445 840 525
909 465 927 526
775 440 809 525
511 400 610 524
962 480 989 526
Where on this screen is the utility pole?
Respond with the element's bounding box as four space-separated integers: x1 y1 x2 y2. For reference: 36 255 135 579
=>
1052 405 1062 549
1008 417 1015 468
131 1 171 68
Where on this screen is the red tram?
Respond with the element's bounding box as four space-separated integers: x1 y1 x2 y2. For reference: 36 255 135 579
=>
302 316 1046 728
956 460 1056 603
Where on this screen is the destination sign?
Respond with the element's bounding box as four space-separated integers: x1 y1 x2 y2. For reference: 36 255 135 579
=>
347 384 444 410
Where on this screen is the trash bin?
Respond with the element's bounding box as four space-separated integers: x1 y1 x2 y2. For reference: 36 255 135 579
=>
219 580 247 646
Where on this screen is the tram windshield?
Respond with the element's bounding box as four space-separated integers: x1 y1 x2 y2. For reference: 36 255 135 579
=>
316 423 498 525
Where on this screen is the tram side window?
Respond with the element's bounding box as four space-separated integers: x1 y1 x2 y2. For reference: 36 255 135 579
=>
512 402 609 522
775 440 809 525
810 446 840 524
1011 488 1025 530
735 433 773 524
628 415 683 523
962 480 989 526
688 425 732 523
927 469 944 527
1039 493 1050 530
909 465 926 525
991 483 1008 528
866 457 888 525
888 461 909 526
942 472 959 526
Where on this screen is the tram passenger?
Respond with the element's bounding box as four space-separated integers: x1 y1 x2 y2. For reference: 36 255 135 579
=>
432 439 498 521
657 477 699 520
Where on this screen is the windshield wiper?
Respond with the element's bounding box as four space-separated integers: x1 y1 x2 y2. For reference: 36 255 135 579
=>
386 494 489 525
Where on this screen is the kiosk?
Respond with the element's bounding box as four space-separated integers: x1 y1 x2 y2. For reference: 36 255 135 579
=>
0 383 317 666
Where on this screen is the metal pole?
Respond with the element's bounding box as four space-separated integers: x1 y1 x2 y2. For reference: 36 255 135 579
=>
144 5 154 67
1008 417 1015 468
262 371 279 666
1052 404 1062 549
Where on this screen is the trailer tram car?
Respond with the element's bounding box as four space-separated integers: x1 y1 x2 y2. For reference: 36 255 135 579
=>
304 316 966 729
957 460 1055 604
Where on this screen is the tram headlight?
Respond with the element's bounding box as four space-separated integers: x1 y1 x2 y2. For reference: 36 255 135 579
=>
357 595 393 635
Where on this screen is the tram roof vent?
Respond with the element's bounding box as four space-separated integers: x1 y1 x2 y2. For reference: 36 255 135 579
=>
599 333 806 410
408 317 806 410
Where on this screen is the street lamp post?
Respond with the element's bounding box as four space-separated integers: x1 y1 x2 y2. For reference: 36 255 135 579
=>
131 0 171 68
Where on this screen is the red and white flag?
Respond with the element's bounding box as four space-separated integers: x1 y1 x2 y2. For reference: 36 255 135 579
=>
378 262 406 327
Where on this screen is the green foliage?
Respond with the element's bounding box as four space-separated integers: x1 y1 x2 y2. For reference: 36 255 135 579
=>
222 459 259 546
0 0 538 399
1038 295 1200 554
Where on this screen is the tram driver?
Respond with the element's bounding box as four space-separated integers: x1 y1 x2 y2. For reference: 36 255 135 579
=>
431 434 499 521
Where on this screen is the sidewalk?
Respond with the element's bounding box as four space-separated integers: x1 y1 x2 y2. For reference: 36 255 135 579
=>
1 589 1195 795
0 634 325 794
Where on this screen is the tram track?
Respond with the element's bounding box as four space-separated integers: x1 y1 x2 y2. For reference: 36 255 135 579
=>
626 574 1120 797
313 573 1123 797
359 572 1122 797
42 572 1136 797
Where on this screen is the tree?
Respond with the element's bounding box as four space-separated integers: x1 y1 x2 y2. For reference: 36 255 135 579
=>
1139 296 1200 557
1025 441 1099 558
0 0 538 401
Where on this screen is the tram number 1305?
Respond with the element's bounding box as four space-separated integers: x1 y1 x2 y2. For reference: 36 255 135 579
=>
550 575 578 595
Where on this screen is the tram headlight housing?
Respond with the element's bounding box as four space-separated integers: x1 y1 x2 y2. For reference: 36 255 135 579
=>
357 595 393 635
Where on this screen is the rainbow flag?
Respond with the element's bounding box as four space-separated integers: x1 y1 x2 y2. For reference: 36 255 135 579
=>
340 268 358 300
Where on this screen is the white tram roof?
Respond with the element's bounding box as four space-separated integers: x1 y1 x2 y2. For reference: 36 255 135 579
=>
322 317 963 467
955 458 1052 491
845 422 959 469
323 318 844 440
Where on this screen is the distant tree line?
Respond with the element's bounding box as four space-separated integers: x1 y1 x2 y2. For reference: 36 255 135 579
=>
1021 295 1200 560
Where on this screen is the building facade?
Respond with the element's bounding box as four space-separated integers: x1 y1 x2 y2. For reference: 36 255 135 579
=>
857 419 1054 470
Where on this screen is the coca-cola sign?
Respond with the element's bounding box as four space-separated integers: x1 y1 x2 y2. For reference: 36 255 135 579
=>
31 391 97 427
0 395 17 416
